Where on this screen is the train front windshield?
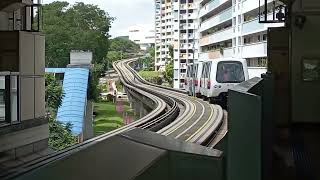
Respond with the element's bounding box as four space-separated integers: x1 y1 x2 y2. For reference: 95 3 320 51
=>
216 61 245 83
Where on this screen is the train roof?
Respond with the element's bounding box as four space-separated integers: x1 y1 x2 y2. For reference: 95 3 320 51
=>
200 58 246 63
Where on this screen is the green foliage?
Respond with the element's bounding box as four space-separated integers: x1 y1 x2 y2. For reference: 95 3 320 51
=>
109 37 140 54
43 2 114 67
139 71 163 85
138 71 161 79
93 102 124 136
106 38 140 67
48 116 78 151
45 73 64 111
89 63 104 101
164 60 174 86
45 74 77 150
138 46 155 70
115 80 123 91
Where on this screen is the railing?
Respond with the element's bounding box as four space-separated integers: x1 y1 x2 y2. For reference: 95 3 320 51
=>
242 13 283 35
242 18 265 35
199 0 229 18
0 72 19 125
200 27 233 46
223 47 233 57
199 7 232 33
199 47 233 60
240 41 267 58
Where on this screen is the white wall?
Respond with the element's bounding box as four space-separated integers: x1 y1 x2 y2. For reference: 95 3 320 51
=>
248 67 267 79
128 24 155 49
70 51 93 65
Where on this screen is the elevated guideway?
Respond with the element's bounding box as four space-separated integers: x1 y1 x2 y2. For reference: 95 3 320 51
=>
1 58 227 179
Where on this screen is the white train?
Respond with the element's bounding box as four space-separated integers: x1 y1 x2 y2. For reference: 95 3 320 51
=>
185 58 249 105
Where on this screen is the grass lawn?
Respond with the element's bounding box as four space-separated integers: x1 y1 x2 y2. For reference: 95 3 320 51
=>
93 102 135 136
138 71 162 79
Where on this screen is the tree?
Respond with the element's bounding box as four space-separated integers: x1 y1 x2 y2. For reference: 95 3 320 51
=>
45 74 77 150
48 116 78 151
106 38 140 66
164 60 174 86
163 45 174 86
43 2 114 67
109 37 140 54
45 73 64 111
144 47 155 70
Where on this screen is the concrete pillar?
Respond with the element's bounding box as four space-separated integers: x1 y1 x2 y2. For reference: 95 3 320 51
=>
83 100 94 141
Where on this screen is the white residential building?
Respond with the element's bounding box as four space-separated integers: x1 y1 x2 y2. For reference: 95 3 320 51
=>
128 24 155 50
198 0 283 67
155 0 200 89
155 0 174 71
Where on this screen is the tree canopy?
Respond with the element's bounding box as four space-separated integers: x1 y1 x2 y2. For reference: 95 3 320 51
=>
43 2 114 67
106 38 140 67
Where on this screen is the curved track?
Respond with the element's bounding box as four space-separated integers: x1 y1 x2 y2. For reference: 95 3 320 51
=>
114 58 227 145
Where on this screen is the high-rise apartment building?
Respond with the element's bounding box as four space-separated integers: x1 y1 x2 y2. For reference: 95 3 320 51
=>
155 0 174 72
155 0 283 89
198 0 283 67
155 0 200 89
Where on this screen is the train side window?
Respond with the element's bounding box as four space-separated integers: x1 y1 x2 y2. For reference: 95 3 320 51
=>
206 62 212 78
201 63 206 78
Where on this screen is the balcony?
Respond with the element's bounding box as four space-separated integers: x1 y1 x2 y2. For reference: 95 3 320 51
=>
199 7 232 33
180 23 187 30
180 63 187 69
199 0 229 18
180 73 187 79
242 0 273 14
188 12 198 19
188 23 196 29
240 42 267 58
173 2 179 10
180 43 188 49
180 4 187 10
188 3 197 9
180 14 188 20
242 14 284 35
180 53 188 59
200 27 233 46
199 47 234 60
223 47 233 57
180 33 187 39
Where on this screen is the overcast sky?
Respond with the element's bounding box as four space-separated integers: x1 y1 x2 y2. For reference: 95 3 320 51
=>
42 0 155 37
